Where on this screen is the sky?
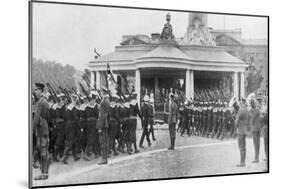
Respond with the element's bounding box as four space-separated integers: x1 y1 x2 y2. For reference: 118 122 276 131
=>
32 3 268 71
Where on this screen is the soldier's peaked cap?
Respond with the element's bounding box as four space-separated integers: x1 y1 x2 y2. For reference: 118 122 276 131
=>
35 82 45 90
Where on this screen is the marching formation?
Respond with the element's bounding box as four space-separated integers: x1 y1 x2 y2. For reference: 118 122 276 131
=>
32 83 157 180
32 81 268 181
177 100 236 140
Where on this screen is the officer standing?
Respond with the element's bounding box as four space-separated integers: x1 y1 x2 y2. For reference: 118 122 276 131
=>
97 87 110 165
33 83 50 180
235 98 250 167
249 99 261 163
139 95 151 148
129 92 142 153
168 94 178 150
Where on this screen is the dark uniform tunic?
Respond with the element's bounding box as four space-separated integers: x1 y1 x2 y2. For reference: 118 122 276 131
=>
129 101 141 143
118 105 126 151
84 103 99 156
53 103 66 160
75 104 87 155
122 103 131 149
168 100 178 149
63 104 80 162
109 103 119 153
97 99 110 162
139 102 151 147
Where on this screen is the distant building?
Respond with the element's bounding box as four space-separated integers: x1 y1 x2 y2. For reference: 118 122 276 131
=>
209 28 268 94
88 13 267 104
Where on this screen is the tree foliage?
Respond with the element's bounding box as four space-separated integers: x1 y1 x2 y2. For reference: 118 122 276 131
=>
32 58 77 92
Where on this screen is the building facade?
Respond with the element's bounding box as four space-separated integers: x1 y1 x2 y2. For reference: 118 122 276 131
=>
88 13 254 105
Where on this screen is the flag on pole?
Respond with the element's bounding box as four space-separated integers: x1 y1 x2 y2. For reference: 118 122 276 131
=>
106 63 118 96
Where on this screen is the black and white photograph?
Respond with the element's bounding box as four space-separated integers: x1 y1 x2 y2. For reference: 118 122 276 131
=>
29 1 269 188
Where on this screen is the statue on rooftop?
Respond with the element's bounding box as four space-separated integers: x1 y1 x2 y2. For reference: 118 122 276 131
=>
160 13 175 40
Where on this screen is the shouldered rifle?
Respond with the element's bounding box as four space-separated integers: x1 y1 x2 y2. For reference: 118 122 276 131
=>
46 83 59 103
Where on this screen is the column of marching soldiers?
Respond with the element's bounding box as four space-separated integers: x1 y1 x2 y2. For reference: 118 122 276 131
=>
176 100 236 140
32 82 159 180
32 81 268 180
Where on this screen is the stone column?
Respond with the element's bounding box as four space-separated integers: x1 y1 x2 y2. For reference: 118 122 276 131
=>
240 72 245 98
190 70 194 100
185 69 191 100
90 71 95 89
154 76 159 97
96 71 101 90
233 72 239 99
135 69 141 106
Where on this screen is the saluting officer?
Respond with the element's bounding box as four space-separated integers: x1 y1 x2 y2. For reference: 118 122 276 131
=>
97 87 110 165
235 98 250 167
33 83 50 180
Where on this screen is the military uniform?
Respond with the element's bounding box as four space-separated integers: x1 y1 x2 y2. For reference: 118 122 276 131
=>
168 98 178 150
84 102 99 159
33 94 50 180
235 103 250 167
249 105 261 163
139 100 151 147
53 103 66 162
62 103 80 164
109 101 119 155
97 96 110 164
129 98 142 153
75 102 87 159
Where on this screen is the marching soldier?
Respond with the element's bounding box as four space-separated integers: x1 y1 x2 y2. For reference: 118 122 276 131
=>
235 98 250 167
84 91 99 160
211 106 218 138
117 98 126 153
168 94 178 150
97 87 110 164
53 93 66 162
62 94 80 164
109 94 120 156
123 97 131 154
75 96 88 160
129 92 142 153
139 95 152 148
33 83 50 180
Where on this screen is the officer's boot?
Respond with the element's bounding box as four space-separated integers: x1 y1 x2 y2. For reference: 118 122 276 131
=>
172 137 175 149
134 142 139 153
83 146 91 161
62 147 70 164
53 146 59 162
127 142 132 155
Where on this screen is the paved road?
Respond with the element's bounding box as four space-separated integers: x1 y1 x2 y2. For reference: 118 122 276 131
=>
33 130 268 187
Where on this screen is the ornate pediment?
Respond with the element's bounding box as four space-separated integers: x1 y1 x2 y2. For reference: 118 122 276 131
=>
215 34 241 46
